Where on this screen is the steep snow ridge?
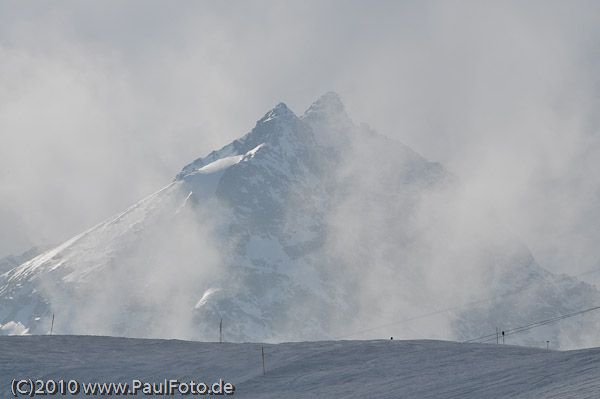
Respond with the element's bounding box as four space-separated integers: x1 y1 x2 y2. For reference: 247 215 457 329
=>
7 182 178 283
176 102 297 181
198 154 244 174
0 182 185 334
0 247 48 276
176 141 242 180
196 143 265 175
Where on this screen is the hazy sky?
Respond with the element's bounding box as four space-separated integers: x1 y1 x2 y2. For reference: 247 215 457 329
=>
1 1 600 281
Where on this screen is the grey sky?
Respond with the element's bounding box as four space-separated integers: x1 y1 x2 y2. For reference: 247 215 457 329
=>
1 1 600 281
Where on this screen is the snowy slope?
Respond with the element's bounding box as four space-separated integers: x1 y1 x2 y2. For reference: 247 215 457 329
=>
0 247 47 276
2 336 599 398
1 92 599 348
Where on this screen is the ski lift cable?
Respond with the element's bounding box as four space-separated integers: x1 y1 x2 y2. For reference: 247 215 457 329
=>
477 315 575 344
497 306 600 337
503 307 600 337
471 307 600 343
335 289 529 340
334 297 492 340
464 306 600 343
333 285 596 341
464 305 600 343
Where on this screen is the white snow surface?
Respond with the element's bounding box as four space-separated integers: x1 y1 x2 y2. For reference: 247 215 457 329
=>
0 321 28 336
2 336 599 398
198 155 244 174
194 288 221 310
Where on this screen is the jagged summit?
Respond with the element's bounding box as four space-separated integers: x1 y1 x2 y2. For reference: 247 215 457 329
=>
255 92 350 128
303 91 346 117
176 94 335 180
302 91 353 148
257 102 297 125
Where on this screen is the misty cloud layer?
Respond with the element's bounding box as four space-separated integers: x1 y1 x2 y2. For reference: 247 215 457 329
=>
2 0 600 288
2 85 599 349
35 184 226 339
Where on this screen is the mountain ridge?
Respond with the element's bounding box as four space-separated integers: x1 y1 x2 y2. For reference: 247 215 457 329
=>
1 92 599 348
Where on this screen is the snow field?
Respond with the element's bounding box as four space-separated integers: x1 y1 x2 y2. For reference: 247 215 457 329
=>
2 336 599 398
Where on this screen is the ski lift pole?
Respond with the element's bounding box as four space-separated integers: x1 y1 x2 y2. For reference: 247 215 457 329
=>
219 318 222 343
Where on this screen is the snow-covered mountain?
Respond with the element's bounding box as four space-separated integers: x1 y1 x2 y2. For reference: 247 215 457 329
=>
1 92 599 348
0 246 47 275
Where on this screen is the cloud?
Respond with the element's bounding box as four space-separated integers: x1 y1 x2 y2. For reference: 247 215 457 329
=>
1 0 600 284
35 184 225 339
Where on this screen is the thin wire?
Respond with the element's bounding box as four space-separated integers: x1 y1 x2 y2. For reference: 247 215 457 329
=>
333 284 599 342
335 289 527 340
463 305 600 343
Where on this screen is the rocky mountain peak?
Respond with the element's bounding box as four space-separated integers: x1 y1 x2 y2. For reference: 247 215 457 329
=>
302 91 353 148
304 91 346 118
256 102 297 126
